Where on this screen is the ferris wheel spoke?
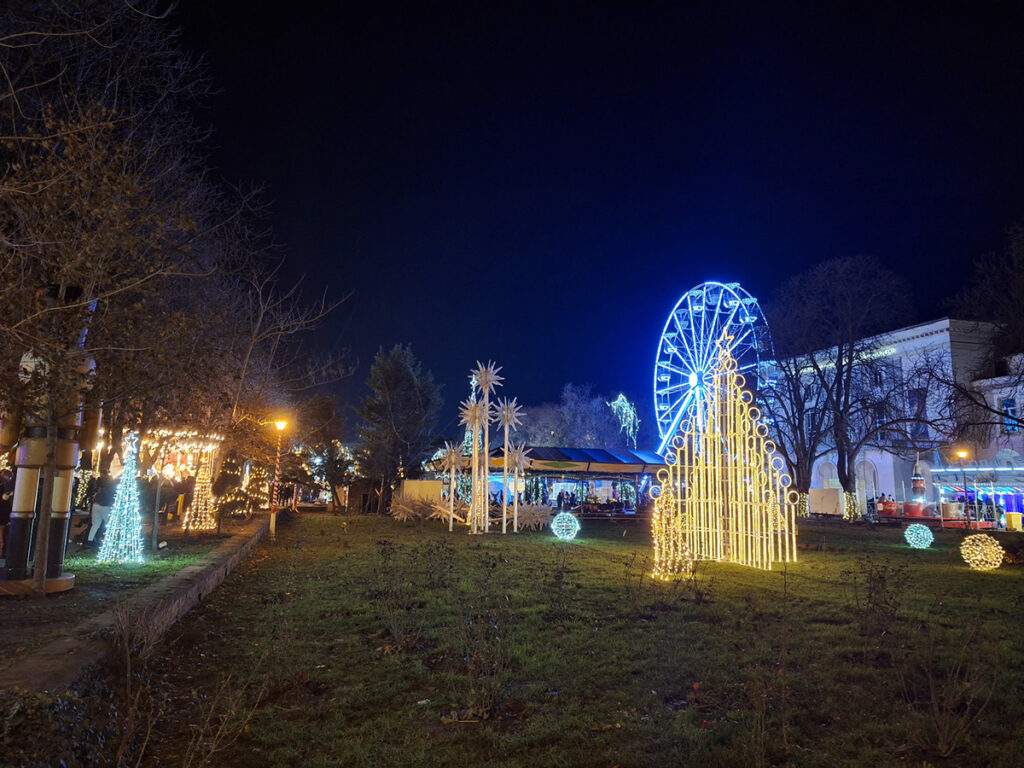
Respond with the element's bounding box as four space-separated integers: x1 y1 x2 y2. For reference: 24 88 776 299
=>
654 281 771 448
671 313 701 373
657 360 687 376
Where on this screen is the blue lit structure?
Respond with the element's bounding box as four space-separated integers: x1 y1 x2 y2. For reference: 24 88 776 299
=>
653 281 771 454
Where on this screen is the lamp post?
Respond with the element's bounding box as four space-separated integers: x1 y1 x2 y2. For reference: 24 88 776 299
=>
956 449 969 530
270 420 287 539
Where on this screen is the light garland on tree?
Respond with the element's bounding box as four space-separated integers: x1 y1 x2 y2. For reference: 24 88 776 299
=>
551 511 581 540
182 449 218 532
903 523 934 549
960 534 1004 571
215 453 246 518
607 394 640 449
653 336 797 572
97 432 144 564
842 492 860 521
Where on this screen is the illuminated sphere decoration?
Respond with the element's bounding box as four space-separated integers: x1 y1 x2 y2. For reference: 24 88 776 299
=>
959 534 1005 571
903 523 934 549
551 511 581 541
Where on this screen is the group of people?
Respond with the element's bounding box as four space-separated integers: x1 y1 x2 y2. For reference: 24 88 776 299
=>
556 490 578 509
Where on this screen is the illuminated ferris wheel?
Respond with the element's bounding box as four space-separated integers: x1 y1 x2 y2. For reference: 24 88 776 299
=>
653 281 771 454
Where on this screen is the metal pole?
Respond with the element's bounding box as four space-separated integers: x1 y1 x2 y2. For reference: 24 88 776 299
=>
962 462 969 530
271 430 281 540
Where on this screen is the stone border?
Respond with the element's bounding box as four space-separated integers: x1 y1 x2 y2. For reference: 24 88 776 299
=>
0 519 268 694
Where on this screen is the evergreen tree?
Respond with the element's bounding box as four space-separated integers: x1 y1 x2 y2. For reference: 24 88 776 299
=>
357 345 443 513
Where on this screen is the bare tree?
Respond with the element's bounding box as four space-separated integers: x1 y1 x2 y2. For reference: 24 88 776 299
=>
768 256 915 511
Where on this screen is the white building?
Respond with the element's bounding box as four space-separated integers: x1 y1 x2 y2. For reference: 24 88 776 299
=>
810 318 1005 511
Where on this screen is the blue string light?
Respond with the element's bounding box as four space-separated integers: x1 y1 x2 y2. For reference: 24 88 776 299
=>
97 432 145 564
903 523 933 549
551 511 581 540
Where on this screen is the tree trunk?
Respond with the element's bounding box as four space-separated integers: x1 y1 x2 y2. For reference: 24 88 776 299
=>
30 403 58 597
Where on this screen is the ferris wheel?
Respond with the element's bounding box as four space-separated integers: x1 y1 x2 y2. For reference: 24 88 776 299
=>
653 281 771 454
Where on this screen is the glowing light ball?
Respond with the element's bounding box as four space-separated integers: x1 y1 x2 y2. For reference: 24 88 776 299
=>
959 534 1005 571
551 512 581 541
904 523 934 549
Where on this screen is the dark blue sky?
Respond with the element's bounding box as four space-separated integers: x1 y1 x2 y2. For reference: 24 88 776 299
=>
177 1 1024 440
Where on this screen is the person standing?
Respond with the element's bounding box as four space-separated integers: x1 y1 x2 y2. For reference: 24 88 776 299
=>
87 469 116 546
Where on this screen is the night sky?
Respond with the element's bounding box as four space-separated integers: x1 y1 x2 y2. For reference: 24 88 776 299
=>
176 2 1024 439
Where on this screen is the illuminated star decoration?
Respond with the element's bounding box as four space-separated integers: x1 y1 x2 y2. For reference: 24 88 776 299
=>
551 511 581 541
459 396 487 534
471 361 503 533
959 534 1005 571
496 396 524 533
903 523 934 549
97 431 144 564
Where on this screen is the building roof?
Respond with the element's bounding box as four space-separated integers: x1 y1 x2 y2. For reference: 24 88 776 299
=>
489 445 666 475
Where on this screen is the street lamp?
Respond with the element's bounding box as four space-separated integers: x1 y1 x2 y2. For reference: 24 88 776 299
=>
956 449 969 530
270 419 288 539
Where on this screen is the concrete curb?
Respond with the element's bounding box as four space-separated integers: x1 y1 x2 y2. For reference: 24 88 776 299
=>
0 520 268 694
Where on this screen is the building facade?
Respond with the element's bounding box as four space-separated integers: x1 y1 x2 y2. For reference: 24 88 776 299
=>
808 318 1015 512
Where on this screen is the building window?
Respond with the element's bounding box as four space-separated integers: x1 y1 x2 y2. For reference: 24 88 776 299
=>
908 388 928 440
874 404 889 442
1001 397 1019 432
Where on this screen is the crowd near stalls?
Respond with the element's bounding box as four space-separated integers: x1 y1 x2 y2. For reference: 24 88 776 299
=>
423 445 665 519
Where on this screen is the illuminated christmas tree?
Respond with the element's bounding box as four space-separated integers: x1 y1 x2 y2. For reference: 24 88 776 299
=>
214 452 246 518
241 461 270 514
97 432 144 564
182 450 217 532
654 337 797 573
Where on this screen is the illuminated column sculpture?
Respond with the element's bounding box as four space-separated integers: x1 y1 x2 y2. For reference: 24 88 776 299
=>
459 398 485 534
472 361 503 533
507 441 529 533
496 396 524 533
182 448 217 533
441 441 464 532
653 337 798 574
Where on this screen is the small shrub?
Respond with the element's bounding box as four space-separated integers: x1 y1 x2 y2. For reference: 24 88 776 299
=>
842 555 908 638
897 602 999 758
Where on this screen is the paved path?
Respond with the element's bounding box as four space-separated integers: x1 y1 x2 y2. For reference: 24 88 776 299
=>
0 520 268 694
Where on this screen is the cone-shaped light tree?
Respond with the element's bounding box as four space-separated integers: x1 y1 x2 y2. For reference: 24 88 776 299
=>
182 449 218 533
471 361 503 533
97 432 144 564
496 396 524 533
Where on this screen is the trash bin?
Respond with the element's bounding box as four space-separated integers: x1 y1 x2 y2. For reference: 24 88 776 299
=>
1006 512 1022 531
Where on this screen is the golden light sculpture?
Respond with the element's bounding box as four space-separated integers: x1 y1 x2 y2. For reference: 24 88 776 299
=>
653 337 798 573
651 484 694 578
959 534 1004 571
182 448 218 533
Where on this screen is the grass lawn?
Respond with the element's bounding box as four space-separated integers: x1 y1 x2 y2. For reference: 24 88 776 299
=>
142 515 1024 768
